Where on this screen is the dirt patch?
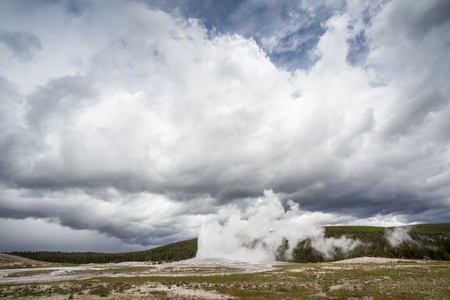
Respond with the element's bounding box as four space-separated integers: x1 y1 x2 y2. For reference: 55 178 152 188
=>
136 283 234 299
156 257 276 274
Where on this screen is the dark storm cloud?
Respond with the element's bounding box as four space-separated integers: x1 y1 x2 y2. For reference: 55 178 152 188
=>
0 186 194 247
272 159 450 224
4 0 91 15
35 0 91 15
0 77 27 183
0 0 449 252
0 28 41 61
392 0 450 40
27 76 97 129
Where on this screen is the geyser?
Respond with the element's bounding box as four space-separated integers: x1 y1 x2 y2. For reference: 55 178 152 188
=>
196 190 360 263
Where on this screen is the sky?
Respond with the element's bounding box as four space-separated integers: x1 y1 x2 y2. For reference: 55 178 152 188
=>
0 0 449 253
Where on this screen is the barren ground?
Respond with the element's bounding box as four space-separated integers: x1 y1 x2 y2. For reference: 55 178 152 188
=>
1 254 449 299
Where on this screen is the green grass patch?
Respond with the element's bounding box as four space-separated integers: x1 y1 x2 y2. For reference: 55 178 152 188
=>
6 269 54 277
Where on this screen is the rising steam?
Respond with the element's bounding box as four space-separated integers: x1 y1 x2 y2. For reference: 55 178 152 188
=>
196 190 360 263
384 226 415 247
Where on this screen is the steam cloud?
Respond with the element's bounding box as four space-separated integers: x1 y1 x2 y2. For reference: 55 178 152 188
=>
385 226 415 248
197 190 360 263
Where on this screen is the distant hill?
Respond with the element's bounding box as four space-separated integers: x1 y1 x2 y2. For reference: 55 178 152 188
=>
0 253 55 268
295 223 450 262
8 224 450 264
8 238 197 265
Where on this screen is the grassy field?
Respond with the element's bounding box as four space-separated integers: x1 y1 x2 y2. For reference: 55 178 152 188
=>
1 258 449 299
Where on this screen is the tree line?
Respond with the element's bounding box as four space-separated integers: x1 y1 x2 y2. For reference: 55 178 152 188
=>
8 224 450 264
9 238 197 264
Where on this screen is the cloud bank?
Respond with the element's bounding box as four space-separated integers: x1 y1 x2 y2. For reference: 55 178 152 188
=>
0 0 449 252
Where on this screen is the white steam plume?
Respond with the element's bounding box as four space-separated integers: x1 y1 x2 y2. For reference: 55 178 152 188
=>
196 190 360 263
385 226 415 247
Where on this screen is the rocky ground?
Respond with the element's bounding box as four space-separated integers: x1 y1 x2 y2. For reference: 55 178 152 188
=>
0 257 277 285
